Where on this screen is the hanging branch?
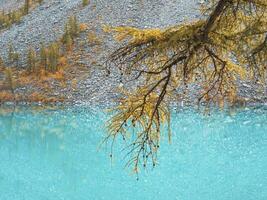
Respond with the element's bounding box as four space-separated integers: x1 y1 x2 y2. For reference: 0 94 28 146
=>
105 0 267 172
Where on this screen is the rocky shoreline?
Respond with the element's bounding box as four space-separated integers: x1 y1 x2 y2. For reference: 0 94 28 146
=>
0 0 266 106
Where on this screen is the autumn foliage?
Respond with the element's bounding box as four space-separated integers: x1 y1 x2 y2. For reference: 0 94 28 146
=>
0 0 43 30
106 0 267 171
0 15 88 104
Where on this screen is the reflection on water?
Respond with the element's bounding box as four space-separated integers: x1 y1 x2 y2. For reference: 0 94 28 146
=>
0 105 266 200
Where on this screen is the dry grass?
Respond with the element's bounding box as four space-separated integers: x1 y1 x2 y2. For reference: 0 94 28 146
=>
0 91 15 102
0 0 43 30
79 23 88 32
27 92 64 103
0 17 95 105
88 31 102 46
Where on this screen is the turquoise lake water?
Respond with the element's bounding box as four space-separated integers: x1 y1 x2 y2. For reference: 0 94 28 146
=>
0 105 266 200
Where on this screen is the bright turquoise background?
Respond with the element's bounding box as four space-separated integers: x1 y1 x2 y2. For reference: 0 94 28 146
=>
0 106 266 200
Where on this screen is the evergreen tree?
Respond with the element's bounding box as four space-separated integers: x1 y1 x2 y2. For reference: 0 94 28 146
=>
24 0 30 14
0 56 4 66
27 47 36 72
47 43 60 72
4 67 16 99
13 52 20 67
82 0 89 7
65 32 73 51
62 25 71 43
69 15 79 37
8 45 14 63
40 43 47 70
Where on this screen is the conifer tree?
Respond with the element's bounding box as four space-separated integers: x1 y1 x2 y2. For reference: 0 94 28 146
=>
0 56 4 67
62 24 73 50
106 0 267 171
40 43 47 70
7 45 19 67
8 45 15 64
62 16 81 51
0 0 44 30
47 43 60 72
24 0 30 14
12 52 20 67
27 47 36 72
4 67 15 98
82 0 89 7
69 15 80 37
62 24 69 42
65 32 73 51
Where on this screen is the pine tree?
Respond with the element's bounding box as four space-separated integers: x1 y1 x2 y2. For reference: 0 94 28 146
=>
13 52 20 67
24 0 30 14
0 56 4 67
47 43 60 72
82 0 89 7
65 32 73 51
8 44 14 63
4 67 15 98
13 11 21 23
69 15 79 37
27 47 36 72
10 12 16 23
62 25 71 43
40 43 47 70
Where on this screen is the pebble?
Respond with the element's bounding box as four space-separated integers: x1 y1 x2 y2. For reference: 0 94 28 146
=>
0 0 265 106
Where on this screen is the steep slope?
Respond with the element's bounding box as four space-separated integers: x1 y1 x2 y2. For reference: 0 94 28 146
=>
0 0 265 105
0 0 201 105
0 0 200 62
0 0 24 11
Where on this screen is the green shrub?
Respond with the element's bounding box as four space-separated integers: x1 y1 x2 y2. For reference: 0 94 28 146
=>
82 0 89 7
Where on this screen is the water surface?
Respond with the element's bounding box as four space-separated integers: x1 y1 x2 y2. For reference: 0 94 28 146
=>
0 106 266 200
